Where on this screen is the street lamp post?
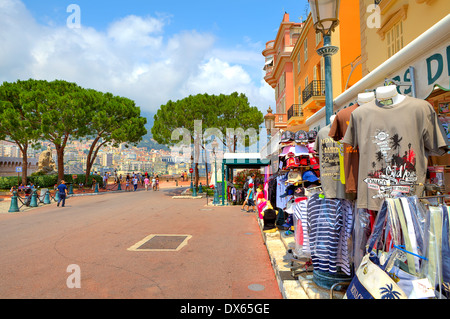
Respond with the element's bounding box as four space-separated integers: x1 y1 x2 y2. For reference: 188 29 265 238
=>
308 0 351 291
212 140 219 205
309 0 340 125
191 155 197 197
264 106 275 139
190 155 194 192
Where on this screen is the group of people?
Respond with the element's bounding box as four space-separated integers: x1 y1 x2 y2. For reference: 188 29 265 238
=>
120 173 159 192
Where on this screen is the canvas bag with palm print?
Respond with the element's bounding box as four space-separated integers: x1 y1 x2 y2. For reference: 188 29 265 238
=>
345 197 427 299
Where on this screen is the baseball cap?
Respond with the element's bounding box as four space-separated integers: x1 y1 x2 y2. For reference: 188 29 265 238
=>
280 130 294 143
280 145 310 157
302 170 319 183
286 171 303 184
286 157 300 169
294 130 308 143
307 130 318 142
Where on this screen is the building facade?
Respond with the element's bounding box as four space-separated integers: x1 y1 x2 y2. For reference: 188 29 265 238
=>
263 13 304 131
263 0 363 132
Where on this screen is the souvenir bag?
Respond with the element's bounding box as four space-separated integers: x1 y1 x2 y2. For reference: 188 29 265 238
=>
345 252 408 299
441 206 450 298
345 198 426 299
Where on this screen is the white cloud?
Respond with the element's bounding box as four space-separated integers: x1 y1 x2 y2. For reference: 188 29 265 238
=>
0 0 273 115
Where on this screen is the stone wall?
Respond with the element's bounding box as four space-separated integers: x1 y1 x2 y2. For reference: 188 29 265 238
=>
0 157 38 176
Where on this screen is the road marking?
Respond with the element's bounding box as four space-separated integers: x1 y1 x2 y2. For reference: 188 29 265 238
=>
127 234 192 252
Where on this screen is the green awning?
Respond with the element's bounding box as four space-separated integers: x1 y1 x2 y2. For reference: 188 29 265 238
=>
223 158 270 168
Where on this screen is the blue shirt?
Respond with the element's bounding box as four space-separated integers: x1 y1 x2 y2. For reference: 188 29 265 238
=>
57 184 68 194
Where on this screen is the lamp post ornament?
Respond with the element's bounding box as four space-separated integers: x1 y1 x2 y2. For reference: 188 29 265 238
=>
308 0 340 125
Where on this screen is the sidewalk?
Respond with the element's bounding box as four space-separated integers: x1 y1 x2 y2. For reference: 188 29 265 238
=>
177 188 347 299
254 216 346 299
0 181 346 299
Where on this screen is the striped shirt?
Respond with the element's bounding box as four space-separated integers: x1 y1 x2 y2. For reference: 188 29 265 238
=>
293 199 310 258
307 193 353 275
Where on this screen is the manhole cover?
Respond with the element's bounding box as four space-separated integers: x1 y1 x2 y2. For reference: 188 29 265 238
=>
128 234 191 252
248 284 265 291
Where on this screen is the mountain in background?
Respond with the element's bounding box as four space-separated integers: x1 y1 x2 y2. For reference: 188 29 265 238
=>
137 111 170 151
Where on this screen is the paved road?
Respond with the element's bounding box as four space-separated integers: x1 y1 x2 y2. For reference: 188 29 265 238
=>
0 188 281 299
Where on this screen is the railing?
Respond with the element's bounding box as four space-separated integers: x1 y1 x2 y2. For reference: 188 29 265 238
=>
287 104 303 121
302 80 325 104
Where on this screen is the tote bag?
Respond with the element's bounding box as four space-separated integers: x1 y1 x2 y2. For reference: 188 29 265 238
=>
345 198 423 299
345 253 407 299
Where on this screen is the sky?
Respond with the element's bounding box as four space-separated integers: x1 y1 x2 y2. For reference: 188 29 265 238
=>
0 0 311 117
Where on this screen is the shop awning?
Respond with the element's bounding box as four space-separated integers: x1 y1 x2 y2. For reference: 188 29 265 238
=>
306 14 450 129
218 153 271 205
222 153 271 168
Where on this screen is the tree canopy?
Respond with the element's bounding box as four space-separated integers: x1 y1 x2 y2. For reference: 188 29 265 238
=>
0 79 147 183
151 92 264 185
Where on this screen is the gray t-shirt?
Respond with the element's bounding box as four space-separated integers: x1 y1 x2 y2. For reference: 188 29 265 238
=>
342 96 449 211
315 125 347 199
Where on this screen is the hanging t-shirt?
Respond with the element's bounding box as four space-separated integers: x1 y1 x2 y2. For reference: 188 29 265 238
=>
342 96 449 211
292 199 310 257
328 103 359 194
276 174 291 209
314 125 347 199
307 193 353 274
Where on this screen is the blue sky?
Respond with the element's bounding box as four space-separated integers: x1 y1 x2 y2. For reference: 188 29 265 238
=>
1 0 310 115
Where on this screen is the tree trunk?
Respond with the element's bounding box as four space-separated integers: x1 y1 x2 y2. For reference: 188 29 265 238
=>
56 145 65 183
86 137 106 184
21 144 28 186
194 162 199 187
85 136 101 184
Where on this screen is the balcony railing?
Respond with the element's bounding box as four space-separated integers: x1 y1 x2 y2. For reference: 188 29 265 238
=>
287 104 303 121
302 80 325 104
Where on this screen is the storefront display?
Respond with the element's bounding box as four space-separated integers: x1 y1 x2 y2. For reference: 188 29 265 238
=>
263 82 449 298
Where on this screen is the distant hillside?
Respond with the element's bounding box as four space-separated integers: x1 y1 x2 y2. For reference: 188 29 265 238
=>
137 111 169 151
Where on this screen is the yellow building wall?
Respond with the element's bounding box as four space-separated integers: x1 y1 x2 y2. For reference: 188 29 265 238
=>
360 0 449 75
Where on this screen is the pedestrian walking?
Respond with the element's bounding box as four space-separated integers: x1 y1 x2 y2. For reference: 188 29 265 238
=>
103 174 108 189
242 183 255 212
152 176 156 191
155 175 159 191
57 180 68 207
125 174 130 191
144 176 150 191
132 176 138 191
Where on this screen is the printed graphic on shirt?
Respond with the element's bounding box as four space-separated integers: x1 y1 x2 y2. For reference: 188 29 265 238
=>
364 130 418 199
320 136 342 177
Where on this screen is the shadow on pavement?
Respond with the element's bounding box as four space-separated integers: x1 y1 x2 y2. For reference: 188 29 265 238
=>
161 187 187 197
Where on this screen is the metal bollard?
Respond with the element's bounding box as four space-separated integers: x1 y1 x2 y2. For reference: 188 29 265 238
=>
8 191 20 213
30 189 38 207
44 190 51 204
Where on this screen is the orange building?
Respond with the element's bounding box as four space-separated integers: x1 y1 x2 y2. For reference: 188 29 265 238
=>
262 13 303 131
263 1 363 132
